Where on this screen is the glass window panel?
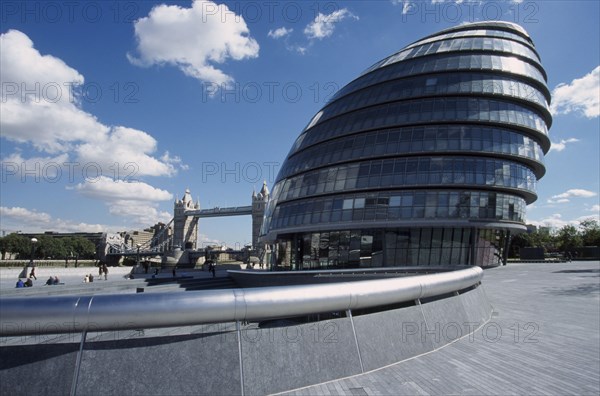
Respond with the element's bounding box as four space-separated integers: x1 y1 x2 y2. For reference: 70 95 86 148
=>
354 198 365 209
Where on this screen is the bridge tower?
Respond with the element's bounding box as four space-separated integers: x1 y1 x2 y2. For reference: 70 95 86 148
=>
252 181 269 249
173 188 199 250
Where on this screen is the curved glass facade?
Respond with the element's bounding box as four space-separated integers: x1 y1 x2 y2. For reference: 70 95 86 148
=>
328 53 549 105
261 22 551 269
293 97 550 154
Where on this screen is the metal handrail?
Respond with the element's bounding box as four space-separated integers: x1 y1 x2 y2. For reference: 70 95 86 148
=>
0 267 482 336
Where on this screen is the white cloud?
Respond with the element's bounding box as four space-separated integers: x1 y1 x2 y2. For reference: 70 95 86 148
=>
527 213 578 229
295 46 308 55
547 198 570 204
0 30 181 179
268 27 293 39
391 0 412 14
304 9 359 40
73 177 174 227
108 202 172 227
0 206 112 233
128 0 259 86
74 176 173 202
1 30 106 153
549 138 580 152
552 189 597 199
547 189 597 204
1 152 70 179
75 126 177 177
551 66 600 118
198 233 221 246
0 30 83 89
590 205 600 213
161 151 189 171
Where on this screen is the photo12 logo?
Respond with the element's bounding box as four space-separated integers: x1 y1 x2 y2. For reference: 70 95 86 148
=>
1 81 140 105
201 81 340 104
400 1 539 24
0 1 142 24
200 162 280 184
400 321 540 344
0 1 344 24
1 161 139 183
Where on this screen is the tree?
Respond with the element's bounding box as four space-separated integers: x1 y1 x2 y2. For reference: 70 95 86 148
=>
0 233 30 259
555 225 582 253
508 233 530 257
71 236 97 259
36 235 66 259
579 219 600 246
509 229 555 257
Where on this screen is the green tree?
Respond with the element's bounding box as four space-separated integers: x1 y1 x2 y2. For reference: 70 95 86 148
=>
508 233 530 257
71 236 97 259
579 219 600 246
555 225 582 252
509 228 555 257
62 237 76 259
0 233 30 259
36 235 66 259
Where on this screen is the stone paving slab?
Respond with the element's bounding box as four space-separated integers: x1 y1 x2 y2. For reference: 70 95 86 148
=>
279 261 600 396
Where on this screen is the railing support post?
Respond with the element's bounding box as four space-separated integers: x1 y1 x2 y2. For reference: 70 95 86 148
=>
236 321 245 396
70 330 87 396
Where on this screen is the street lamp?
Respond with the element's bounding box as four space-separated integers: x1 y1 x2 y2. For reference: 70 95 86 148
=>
23 237 38 280
136 244 141 269
30 238 38 267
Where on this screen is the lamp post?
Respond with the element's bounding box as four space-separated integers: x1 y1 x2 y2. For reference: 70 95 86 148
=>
29 238 38 267
25 237 38 280
136 244 141 271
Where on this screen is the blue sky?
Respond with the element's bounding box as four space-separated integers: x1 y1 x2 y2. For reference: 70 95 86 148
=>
1 0 599 247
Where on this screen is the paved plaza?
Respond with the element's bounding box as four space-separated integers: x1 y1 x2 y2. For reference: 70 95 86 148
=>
280 261 600 395
1 261 598 395
0 265 239 297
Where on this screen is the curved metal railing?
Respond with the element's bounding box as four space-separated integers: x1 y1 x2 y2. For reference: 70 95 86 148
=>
0 267 482 336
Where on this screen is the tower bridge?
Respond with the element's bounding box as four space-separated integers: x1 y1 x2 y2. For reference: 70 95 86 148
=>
105 182 270 267
184 206 252 218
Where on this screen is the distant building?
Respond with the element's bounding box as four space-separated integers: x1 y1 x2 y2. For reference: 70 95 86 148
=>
147 222 173 251
120 230 154 248
261 21 551 268
538 226 551 235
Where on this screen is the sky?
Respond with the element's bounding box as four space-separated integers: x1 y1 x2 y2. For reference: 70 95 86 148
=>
1 0 599 248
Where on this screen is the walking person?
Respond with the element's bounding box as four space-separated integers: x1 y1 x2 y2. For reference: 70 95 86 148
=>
29 267 37 280
102 264 109 280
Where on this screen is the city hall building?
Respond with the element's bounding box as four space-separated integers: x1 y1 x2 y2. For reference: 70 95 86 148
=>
260 21 551 268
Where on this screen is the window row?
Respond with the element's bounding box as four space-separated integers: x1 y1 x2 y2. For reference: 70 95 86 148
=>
314 72 549 129
274 158 537 203
451 22 531 40
362 27 536 77
266 190 527 232
296 97 549 154
280 125 544 180
379 37 542 72
275 228 506 268
328 53 547 104
404 29 536 57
